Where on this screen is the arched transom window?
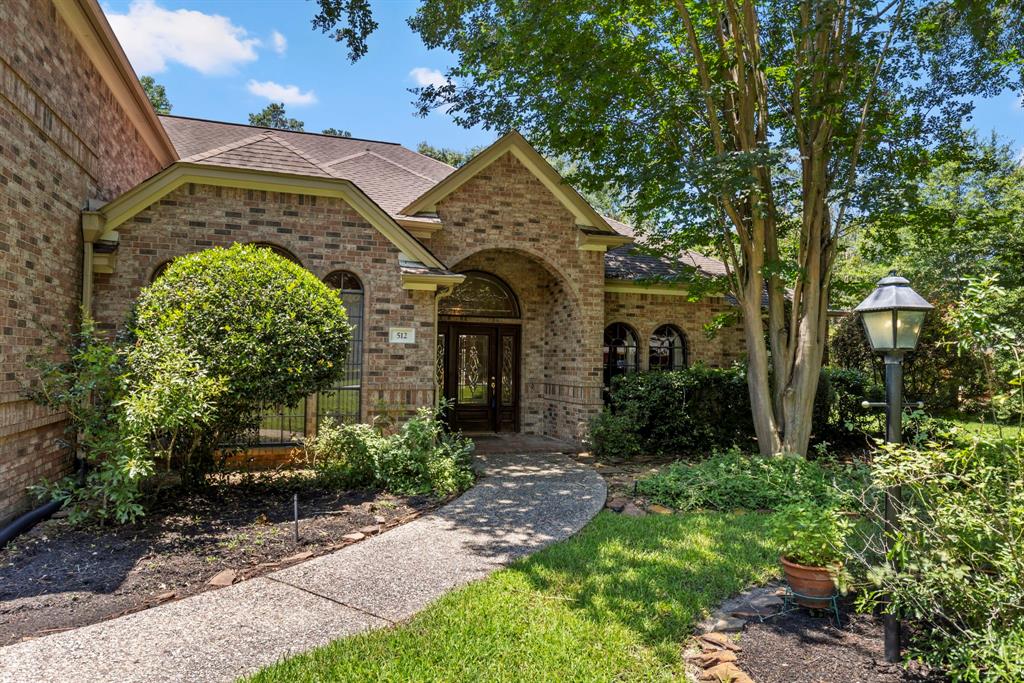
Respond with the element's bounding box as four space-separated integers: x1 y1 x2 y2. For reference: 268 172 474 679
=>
439 271 520 318
603 323 639 397
318 270 364 425
649 324 688 371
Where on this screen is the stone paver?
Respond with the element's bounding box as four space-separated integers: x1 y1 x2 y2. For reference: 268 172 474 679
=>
0 452 605 683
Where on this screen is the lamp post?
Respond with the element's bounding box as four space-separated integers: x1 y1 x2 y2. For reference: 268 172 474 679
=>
854 272 932 664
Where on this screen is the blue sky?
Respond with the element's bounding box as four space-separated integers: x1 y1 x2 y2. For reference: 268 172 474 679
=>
102 0 1022 154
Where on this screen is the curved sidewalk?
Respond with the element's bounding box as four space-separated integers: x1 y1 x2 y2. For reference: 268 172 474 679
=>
0 452 605 683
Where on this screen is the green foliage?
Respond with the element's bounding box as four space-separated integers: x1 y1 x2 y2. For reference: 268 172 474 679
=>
592 365 879 458
140 76 172 114
415 142 484 167
850 298 1024 680
601 365 755 455
28 317 149 523
321 127 352 137
769 503 853 567
248 103 305 131
307 406 475 497
585 411 641 460
852 431 1024 680
636 448 866 513
130 244 351 481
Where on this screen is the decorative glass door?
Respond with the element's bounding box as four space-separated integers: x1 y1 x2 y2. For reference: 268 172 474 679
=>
438 323 519 432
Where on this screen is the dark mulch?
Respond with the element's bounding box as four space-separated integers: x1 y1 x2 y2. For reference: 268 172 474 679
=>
738 600 947 683
0 475 441 646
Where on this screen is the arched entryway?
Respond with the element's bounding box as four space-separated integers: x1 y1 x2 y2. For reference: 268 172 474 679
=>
437 271 521 432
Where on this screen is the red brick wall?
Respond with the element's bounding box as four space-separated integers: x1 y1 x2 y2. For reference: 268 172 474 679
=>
603 291 747 369
428 152 607 442
91 183 437 426
0 0 163 522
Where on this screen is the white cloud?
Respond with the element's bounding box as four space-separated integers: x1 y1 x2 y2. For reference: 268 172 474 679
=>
271 30 287 56
409 67 447 89
107 0 259 75
246 80 317 106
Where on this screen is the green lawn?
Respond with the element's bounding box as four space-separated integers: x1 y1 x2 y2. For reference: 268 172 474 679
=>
950 416 1022 440
247 511 778 682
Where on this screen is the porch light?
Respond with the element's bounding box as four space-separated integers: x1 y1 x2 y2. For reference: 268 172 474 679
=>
854 273 933 352
854 271 932 665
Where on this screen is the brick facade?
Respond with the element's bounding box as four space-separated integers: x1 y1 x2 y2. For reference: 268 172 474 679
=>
0 0 163 523
604 291 746 370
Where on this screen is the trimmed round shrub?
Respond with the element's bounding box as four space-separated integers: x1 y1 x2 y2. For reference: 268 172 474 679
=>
130 244 352 476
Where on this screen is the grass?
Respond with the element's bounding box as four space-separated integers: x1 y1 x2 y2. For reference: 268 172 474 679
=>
950 416 1022 440
247 511 778 682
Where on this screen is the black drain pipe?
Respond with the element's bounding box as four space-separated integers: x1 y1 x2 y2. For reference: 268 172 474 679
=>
0 455 84 549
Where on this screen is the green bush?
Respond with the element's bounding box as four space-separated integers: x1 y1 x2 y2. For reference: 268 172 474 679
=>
592 364 880 458
307 406 475 497
29 317 222 523
636 448 867 512
769 502 852 567
129 243 352 480
851 429 1024 681
585 411 641 459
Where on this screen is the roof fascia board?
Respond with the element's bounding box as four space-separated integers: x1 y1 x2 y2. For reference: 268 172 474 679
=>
401 131 615 233
56 0 177 165
93 162 447 270
578 232 633 252
604 279 691 297
401 273 466 291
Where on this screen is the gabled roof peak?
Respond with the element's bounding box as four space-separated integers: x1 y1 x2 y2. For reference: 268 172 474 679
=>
400 130 618 234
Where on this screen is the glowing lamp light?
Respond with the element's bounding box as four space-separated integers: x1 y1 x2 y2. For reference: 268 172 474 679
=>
854 273 933 352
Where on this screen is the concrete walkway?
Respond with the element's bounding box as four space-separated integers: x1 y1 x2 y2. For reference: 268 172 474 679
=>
0 452 605 683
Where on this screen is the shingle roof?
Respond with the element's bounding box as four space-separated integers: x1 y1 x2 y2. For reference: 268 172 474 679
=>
159 115 454 214
603 216 728 280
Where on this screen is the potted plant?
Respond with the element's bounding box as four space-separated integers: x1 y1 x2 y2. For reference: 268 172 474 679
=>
768 502 852 608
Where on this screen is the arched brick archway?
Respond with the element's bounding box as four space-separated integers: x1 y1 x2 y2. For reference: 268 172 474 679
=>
446 248 603 442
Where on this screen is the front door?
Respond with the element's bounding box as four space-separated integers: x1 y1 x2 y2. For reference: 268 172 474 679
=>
438 323 519 432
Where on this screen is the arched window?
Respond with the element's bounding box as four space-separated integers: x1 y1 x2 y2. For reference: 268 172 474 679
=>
151 260 172 282
649 325 688 371
439 271 520 318
318 271 364 425
603 323 639 398
249 242 300 264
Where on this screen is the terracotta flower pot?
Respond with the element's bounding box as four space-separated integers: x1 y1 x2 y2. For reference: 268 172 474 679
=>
780 556 838 608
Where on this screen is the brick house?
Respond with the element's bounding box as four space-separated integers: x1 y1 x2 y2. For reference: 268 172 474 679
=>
0 0 744 523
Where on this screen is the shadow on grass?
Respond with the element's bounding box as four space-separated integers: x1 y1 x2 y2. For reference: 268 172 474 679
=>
507 510 778 648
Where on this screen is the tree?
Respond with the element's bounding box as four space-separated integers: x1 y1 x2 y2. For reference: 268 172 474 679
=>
140 75 172 114
314 0 1022 456
248 103 305 131
322 127 353 137
848 132 1024 326
416 142 483 167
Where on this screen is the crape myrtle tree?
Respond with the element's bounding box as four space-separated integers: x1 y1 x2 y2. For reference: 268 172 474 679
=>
314 0 1022 456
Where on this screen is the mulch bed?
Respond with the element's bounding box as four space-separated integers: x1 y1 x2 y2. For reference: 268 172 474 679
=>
0 475 441 646
737 600 947 683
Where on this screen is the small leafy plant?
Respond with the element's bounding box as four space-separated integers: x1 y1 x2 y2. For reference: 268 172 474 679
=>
768 503 853 567
306 403 475 497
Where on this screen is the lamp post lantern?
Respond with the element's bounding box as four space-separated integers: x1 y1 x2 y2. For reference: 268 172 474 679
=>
855 272 932 663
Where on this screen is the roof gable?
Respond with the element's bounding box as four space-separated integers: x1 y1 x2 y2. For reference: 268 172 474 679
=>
185 133 335 178
400 131 617 234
